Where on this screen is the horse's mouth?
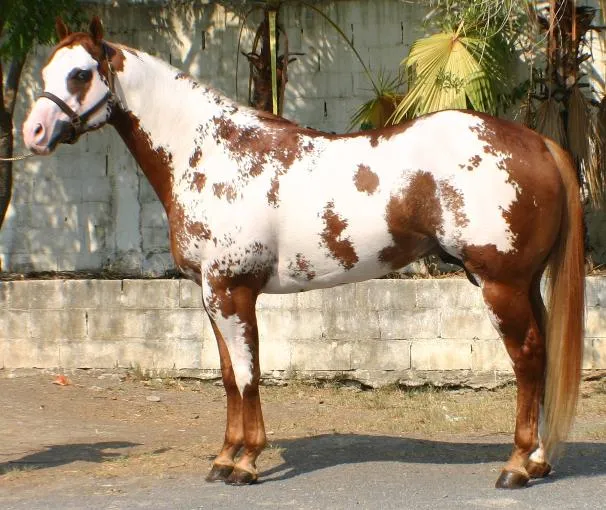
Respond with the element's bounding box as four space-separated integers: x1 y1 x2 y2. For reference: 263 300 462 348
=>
47 120 79 149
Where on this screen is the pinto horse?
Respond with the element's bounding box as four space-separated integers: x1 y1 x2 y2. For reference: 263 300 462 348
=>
23 17 585 489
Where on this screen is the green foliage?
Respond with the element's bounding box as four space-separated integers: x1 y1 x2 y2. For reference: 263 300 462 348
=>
391 0 526 122
0 0 84 59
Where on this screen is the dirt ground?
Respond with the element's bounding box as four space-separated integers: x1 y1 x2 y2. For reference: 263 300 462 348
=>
1 369 606 495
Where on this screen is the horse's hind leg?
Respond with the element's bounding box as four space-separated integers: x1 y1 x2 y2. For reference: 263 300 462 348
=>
525 277 552 479
481 279 546 489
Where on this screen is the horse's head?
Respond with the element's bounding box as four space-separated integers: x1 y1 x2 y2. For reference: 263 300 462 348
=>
23 17 115 154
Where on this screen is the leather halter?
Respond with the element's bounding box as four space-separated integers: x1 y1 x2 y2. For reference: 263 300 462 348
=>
39 43 116 141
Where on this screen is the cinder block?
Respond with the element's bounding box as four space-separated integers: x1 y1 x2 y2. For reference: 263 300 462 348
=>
586 276 606 307
0 310 29 339
351 339 411 370
257 309 325 342
5 253 59 273
415 279 440 309
324 310 380 340
87 309 147 340
378 308 440 339
173 339 203 369
593 338 606 369
122 279 179 309
29 310 87 340
322 283 358 312
472 339 512 372
63 280 123 309
180 280 203 308
59 339 119 368
200 335 221 370
259 333 292 371
7 280 66 310
292 339 352 370
585 308 606 338
583 338 595 370
81 177 112 202
110 339 175 369
57 251 107 272
441 309 498 340
411 339 472 370
4 337 61 368
438 279 484 309
257 292 298 310
143 309 206 340
142 226 170 252
141 201 168 228
295 289 323 311
358 279 416 311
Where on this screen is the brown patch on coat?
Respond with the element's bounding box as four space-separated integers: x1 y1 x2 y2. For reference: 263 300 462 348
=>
189 147 203 168
288 253 316 281
190 172 206 192
213 182 238 202
66 69 92 104
110 109 173 205
378 171 443 269
320 202 358 270
354 164 379 195
439 181 469 228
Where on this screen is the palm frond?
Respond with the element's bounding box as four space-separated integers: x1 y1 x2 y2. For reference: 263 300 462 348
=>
391 29 511 123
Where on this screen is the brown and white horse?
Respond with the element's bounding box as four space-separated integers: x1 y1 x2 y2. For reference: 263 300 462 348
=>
23 18 585 489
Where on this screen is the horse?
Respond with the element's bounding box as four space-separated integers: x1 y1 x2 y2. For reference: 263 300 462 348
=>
22 17 585 489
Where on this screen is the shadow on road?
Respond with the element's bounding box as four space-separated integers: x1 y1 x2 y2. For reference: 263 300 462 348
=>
0 441 140 474
262 434 606 483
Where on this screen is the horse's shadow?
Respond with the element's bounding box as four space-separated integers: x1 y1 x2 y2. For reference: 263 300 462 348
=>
0 441 140 474
262 433 606 483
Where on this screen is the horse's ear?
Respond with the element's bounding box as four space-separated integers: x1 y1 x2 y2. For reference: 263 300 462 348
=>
89 16 104 43
55 17 70 41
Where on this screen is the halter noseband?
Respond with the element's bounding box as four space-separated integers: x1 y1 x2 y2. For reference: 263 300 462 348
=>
39 43 117 142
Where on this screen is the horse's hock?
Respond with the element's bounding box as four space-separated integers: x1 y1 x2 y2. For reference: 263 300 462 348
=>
1 277 605 387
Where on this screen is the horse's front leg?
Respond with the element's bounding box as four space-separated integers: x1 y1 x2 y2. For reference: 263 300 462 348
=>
203 276 266 485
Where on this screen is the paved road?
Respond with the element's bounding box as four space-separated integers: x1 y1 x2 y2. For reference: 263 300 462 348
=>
2 435 606 510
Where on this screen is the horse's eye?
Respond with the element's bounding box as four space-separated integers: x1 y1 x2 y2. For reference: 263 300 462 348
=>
72 69 92 82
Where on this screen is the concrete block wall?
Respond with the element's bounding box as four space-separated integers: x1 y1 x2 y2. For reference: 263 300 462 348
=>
1 277 605 387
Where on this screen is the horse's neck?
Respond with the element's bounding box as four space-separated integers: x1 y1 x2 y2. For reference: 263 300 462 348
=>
108 46 231 208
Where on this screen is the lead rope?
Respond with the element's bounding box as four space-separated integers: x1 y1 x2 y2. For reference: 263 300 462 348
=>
0 153 35 162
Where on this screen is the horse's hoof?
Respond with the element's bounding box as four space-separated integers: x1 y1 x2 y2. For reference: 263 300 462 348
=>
205 464 234 483
495 469 530 489
225 467 258 486
526 460 551 479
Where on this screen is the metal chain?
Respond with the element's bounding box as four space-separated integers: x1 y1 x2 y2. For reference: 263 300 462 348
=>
0 153 35 161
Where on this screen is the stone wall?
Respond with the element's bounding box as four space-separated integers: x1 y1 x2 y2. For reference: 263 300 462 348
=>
1 277 604 387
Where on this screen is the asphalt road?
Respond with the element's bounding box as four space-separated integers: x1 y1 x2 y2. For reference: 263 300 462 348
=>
2 435 606 510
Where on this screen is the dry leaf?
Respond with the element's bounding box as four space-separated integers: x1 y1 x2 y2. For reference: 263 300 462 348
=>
52 375 72 386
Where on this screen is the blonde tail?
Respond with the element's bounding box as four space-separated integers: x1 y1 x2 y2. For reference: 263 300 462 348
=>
542 138 585 459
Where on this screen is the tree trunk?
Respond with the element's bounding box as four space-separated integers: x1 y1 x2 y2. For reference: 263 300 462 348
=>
0 58 25 230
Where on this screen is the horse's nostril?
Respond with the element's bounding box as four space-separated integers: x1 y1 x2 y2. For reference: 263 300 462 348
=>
34 124 44 136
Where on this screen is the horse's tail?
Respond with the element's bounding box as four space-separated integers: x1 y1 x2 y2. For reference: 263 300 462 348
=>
542 138 585 460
